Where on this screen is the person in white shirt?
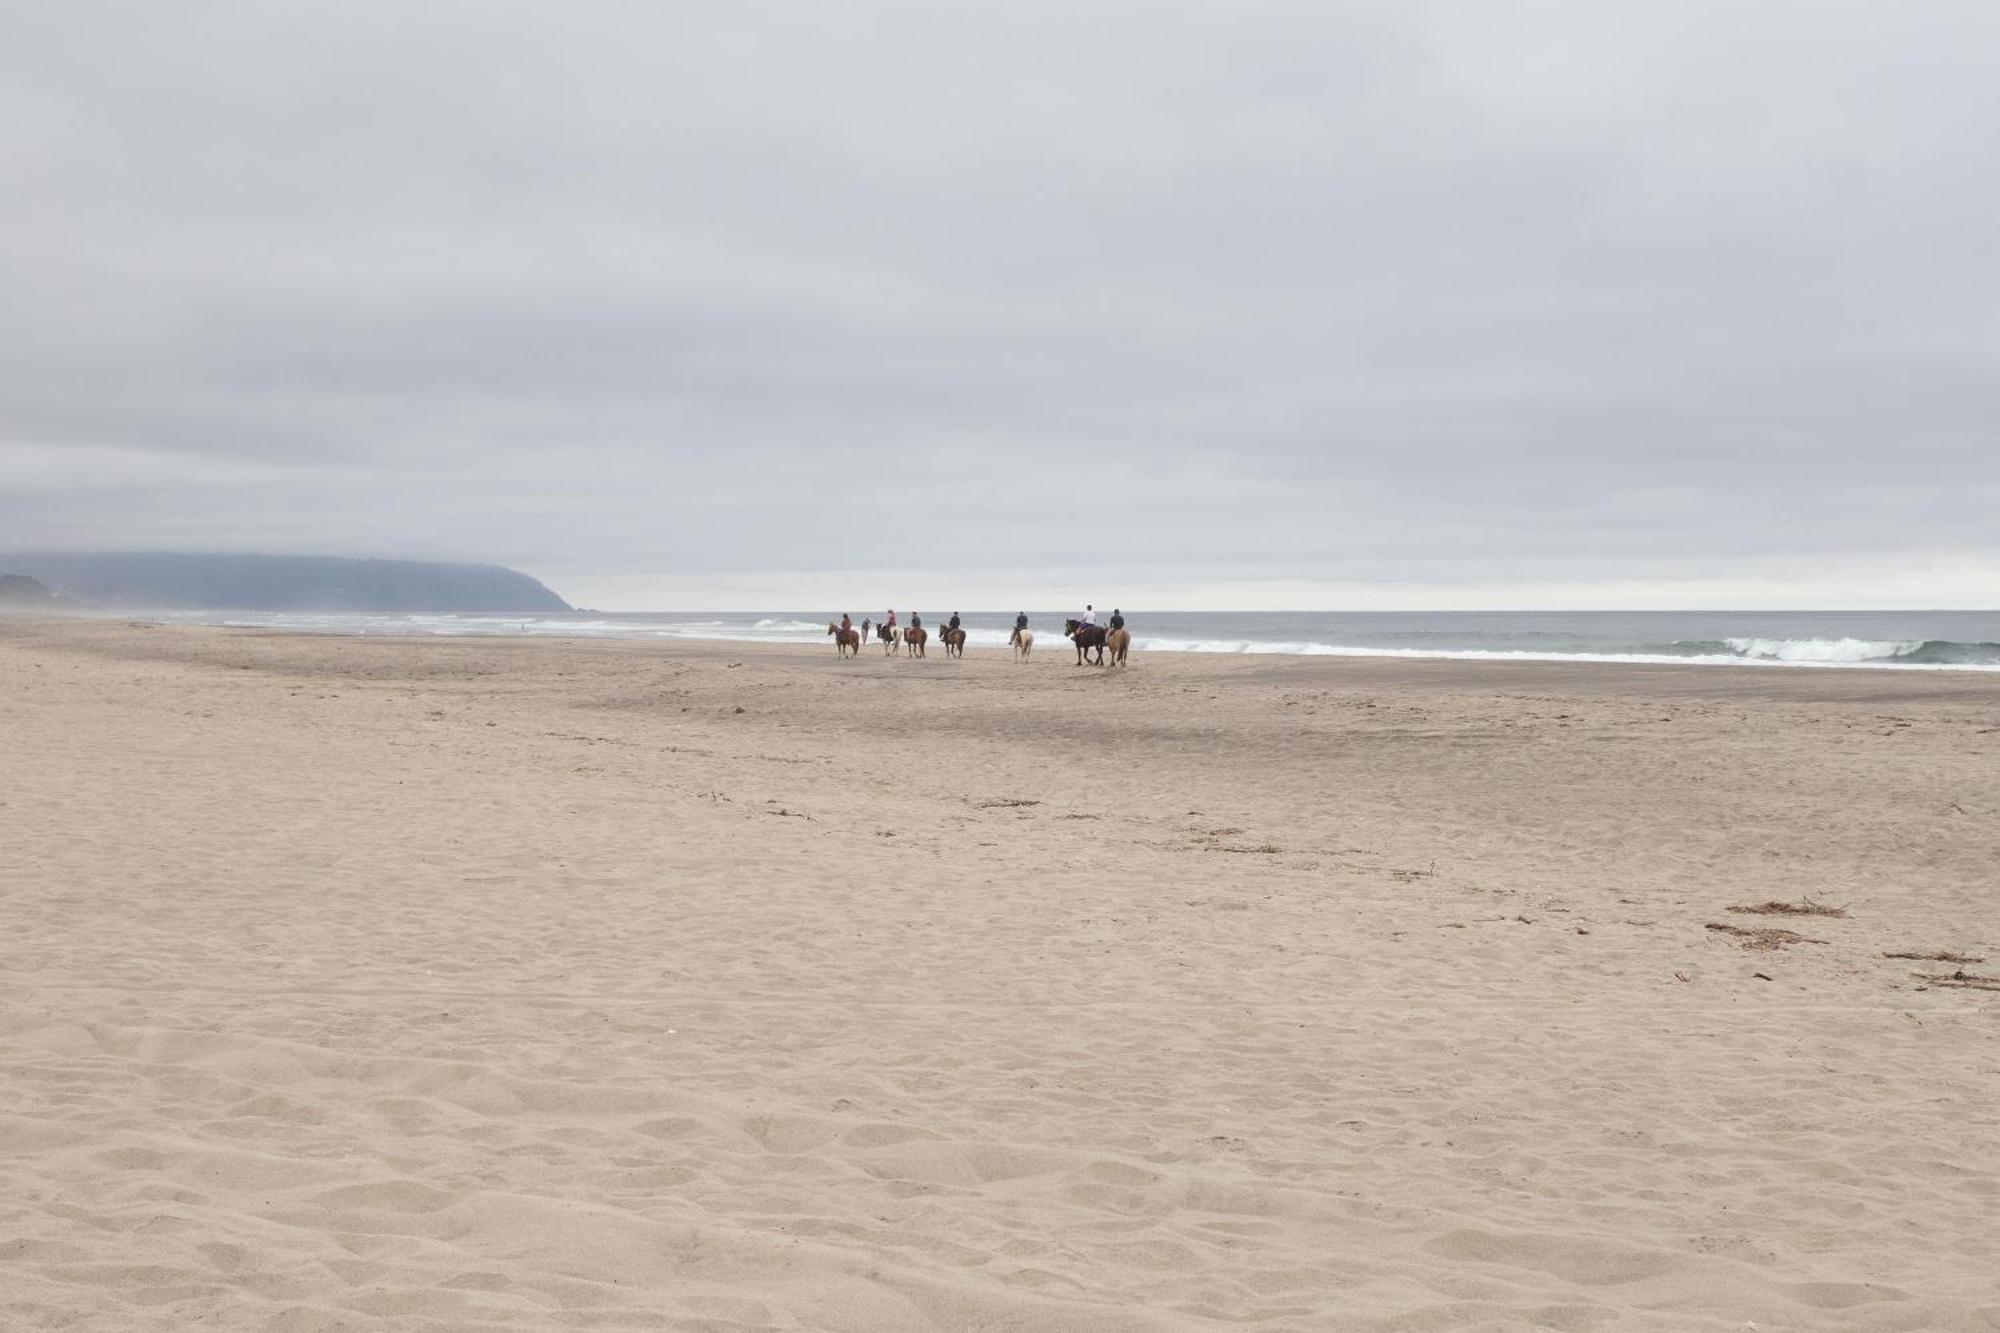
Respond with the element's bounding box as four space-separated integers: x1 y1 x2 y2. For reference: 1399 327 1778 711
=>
1079 604 1096 627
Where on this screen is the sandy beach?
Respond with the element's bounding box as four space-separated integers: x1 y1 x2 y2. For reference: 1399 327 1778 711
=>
3 616 1997 1331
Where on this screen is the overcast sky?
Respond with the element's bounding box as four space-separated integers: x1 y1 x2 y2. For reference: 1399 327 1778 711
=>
4 2 1997 609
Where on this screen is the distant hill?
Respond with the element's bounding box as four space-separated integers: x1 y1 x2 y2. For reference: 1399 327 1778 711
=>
0 553 571 612
0 573 57 605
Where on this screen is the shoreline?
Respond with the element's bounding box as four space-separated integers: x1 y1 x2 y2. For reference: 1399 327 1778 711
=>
11 608 2000 688
16 606 2000 677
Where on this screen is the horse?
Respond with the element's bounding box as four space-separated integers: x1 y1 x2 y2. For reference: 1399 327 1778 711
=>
826 622 861 657
1106 626 1130 666
903 625 928 657
941 626 967 658
1010 627 1034 660
875 622 901 655
1065 619 1106 666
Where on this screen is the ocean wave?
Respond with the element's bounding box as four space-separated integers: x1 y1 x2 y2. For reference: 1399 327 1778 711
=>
1719 636 1921 663
1653 637 2000 666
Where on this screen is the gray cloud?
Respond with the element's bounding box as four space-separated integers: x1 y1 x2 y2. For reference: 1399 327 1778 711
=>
4 1 1998 607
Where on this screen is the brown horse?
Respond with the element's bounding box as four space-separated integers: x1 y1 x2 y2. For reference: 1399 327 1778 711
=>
941 626 967 658
826 622 860 657
1065 619 1106 666
903 625 928 657
1106 626 1130 666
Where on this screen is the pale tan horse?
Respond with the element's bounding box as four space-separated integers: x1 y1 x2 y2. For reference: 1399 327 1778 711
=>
826 622 861 657
1010 627 1035 660
1106 627 1130 666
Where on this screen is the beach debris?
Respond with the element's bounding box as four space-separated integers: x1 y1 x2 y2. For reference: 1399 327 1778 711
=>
975 797 1041 809
1674 971 1691 982
1575 927 1590 935
1727 899 1846 918
1752 972 1774 981
1884 950 1985 964
1209 843 1282 855
1705 923 1825 951
1911 971 2000 992
1389 861 1437 882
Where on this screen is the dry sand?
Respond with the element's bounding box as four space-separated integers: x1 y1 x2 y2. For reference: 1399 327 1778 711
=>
3 617 1998 1331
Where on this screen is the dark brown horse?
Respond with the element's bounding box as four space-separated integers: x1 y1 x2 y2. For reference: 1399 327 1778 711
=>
1065 619 1106 666
941 626 967 658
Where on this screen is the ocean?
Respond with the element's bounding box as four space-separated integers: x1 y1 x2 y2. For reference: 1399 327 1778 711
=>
132 608 2000 671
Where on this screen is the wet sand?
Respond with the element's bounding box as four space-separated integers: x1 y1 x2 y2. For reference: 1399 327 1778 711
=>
4 617 1998 1331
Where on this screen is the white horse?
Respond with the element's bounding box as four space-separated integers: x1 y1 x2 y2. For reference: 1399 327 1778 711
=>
1010 627 1035 660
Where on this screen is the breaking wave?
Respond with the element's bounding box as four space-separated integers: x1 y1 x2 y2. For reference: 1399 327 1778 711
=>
1685 637 2000 667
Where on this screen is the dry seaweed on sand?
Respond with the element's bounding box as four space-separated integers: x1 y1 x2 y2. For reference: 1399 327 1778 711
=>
1727 899 1847 918
1705 922 1825 951
1884 950 1985 964
1911 970 2000 992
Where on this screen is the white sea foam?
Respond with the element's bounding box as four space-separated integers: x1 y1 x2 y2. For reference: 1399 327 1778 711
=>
1722 637 1920 663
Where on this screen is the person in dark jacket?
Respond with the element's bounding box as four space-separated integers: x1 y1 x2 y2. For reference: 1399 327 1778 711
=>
1109 608 1125 631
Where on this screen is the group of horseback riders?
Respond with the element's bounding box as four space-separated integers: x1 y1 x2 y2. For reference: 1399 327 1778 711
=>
830 609 967 659
828 606 1129 665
